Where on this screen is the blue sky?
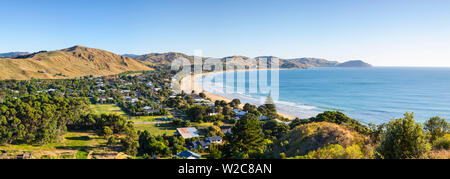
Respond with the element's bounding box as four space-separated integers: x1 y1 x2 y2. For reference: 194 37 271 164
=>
1 0 450 66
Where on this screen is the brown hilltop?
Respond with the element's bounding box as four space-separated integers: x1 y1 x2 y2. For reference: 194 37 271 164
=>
0 46 151 80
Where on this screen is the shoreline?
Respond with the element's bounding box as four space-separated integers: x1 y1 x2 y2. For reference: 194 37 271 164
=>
180 70 297 120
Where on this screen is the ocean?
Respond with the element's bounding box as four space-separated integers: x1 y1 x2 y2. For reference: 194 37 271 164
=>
198 67 450 124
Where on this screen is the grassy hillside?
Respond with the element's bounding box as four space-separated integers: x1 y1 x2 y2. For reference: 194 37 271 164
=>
272 122 373 158
0 46 151 80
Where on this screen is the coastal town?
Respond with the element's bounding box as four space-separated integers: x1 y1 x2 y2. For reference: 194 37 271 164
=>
0 63 448 160
0 66 296 159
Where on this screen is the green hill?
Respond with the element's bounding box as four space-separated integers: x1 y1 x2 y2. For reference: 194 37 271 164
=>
271 122 373 158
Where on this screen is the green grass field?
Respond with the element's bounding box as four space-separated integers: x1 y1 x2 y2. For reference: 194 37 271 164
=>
90 104 178 136
90 104 126 116
90 104 173 122
132 115 173 123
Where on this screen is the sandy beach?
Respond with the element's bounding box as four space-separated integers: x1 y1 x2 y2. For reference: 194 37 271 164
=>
180 70 297 120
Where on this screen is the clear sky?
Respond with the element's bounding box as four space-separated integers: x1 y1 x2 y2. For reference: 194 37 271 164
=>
1 0 450 66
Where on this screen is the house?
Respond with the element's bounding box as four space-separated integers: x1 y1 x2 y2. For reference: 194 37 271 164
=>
120 90 131 94
193 98 204 102
189 140 210 150
205 136 223 144
47 88 57 92
188 136 223 150
176 127 200 139
233 109 247 116
125 97 139 103
143 106 159 113
176 150 201 159
221 127 232 134
208 112 219 116
204 100 215 107
105 75 117 80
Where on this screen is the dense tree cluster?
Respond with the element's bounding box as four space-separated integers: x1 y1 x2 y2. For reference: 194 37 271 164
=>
138 131 186 157
0 95 89 144
376 112 431 159
290 111 370 135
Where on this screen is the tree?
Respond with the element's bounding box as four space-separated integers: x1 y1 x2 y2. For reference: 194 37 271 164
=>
243 103 257 112
208 144 222 159
313 111 370 135
264 95 276 112
368 122 387 144
230 99 241 108
424 116 448 142
301 144 365 159
103 126 113 138
262 120 289 139
223 114 265 158
186 105 208 122
107 135 117 146
376 112 430 159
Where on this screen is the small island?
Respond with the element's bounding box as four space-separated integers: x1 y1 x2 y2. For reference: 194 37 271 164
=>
337 60 373 67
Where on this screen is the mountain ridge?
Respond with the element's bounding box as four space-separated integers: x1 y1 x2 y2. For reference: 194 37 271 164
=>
123 52 371 69
0 52 30 58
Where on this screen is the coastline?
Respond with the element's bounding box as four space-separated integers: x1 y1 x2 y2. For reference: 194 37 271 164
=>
180 70 297 120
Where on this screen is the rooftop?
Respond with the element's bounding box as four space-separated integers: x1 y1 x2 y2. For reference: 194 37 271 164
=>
176 127 200 139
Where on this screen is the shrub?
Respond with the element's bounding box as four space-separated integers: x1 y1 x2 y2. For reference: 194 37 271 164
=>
376 112 431 159
433 134 450 150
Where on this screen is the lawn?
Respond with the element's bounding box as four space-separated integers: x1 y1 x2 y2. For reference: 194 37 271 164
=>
0 132 109 159
135 123 176 136
90 104 126 116
90 104 176 136
90 104 173 123
132 115 173 123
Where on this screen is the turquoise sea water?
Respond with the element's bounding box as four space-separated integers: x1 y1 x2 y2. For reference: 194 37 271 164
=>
199 67 450 124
